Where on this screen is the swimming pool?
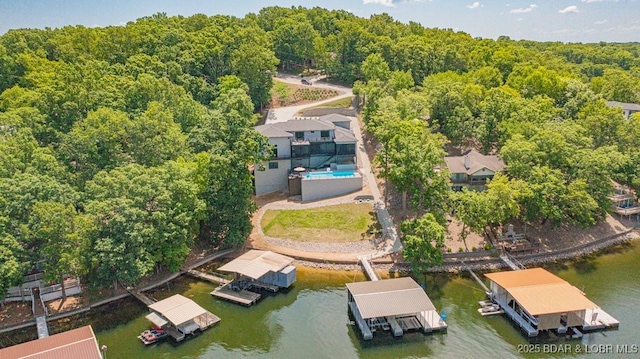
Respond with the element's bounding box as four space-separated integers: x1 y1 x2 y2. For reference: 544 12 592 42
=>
305 170 356 179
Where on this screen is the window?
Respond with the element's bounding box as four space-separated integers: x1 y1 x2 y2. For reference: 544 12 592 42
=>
295 131 304 140
272 144 278 158
268 162 278 169
321 130 330 138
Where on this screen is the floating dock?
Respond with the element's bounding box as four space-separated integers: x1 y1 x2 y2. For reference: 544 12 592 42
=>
210 286 261 306
145 294 220 342
484 268 619 338
212 250 296 306
346 277 447 340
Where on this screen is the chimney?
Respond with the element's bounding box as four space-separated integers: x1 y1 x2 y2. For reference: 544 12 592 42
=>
464 155 470 170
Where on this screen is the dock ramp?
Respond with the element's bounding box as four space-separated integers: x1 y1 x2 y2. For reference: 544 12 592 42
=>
358 256 379 281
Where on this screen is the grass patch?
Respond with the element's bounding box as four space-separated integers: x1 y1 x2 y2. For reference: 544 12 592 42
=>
261 203 381 242
307 96 353 109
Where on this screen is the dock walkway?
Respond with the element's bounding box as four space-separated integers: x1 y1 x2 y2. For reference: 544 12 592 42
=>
186 270 229 285
358 256 379 281
35 316 49 339
461 261 490 294
499 254 523 271
126 288 155 306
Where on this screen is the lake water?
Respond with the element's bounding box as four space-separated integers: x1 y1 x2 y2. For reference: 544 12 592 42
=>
96 242 640 358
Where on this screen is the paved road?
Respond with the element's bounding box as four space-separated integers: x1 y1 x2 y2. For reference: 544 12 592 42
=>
266 76 353 124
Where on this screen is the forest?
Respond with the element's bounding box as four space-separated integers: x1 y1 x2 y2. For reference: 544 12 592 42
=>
1 6 639 295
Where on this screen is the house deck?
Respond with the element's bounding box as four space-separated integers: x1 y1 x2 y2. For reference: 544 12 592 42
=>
211 286 261 306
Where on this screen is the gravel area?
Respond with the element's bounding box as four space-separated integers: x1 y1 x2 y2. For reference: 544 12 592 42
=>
264 235 375 253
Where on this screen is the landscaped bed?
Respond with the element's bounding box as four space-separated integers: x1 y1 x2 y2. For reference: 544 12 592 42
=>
261 203 380 242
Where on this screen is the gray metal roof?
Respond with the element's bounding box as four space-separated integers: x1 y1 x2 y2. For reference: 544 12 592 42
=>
334 127 357 143
148 294 209 326
444 149 505 175
346 277 436 319
272 119 335 132
217 250 294 279
606 100 640 112
319 113 351 124
255 124 294 138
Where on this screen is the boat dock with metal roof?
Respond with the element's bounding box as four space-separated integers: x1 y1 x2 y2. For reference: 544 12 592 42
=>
211 250 296 306
484 268 619 338
145 294 220 342
346 277 447 340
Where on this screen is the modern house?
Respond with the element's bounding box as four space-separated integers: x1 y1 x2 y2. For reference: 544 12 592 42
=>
0 325 103 359
346 277 447 340
606 100 640 119
146 294 220 342
444 149 506 191
485 268 619 337
254 114 362 200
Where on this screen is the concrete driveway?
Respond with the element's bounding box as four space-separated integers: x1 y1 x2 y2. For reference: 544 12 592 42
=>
266 75 354 124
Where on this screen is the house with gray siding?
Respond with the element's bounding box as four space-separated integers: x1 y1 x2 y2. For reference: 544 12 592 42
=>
254 114 359 198
444 149 506 191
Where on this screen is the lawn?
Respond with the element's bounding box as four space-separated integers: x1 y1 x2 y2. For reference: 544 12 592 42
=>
261 203 380 242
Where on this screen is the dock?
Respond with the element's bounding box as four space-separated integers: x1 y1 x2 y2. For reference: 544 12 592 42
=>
126 288 156 306
211 285 261 306
186 269 230 285
461 261 490 294
499 253 525 271
358 256 379 281
250 281 280 293
583 307 620 331
35 316 49 339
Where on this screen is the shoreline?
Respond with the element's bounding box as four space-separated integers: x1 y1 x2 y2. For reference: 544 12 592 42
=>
0 228 637 339
294 229 639 273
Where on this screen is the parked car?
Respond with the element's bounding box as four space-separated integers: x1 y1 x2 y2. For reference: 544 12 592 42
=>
301 78 312 85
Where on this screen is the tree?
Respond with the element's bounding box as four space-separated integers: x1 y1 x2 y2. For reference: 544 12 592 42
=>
0 232 23 303
25 202 91 301
374 119 449 215
271 15 319 69
401 213 445 276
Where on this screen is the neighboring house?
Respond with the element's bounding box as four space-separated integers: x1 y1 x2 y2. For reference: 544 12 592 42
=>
605 101 640 119
444 149 506 191
0 325 103 359
254 114 358 196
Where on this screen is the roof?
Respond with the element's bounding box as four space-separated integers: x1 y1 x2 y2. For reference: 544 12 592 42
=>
217 250 294 280
345 277 436 319
319 113 351 124
255 124 294 138
485 268 598 316
148 294 208 327
267 119 335 133
444 149 505 175
145 312 169 327
606 101 640 112
0 326 102 359
334 127 357 143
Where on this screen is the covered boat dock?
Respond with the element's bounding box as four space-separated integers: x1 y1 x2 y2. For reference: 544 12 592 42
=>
485 268 619 337
346 277 447 340
212 250 296 306
146 294 220 342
